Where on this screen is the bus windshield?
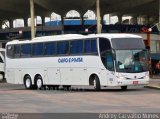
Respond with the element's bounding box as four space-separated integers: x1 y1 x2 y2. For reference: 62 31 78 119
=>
115 50 149 73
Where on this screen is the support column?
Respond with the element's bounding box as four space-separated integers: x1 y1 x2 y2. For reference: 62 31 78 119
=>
118 15 122 24
96 0 101 33
101 15 104 25
9 19 13 28
109 14 111 24
81 15 84 26
23 18 28 27
140 17 143 25
145 16 150 25
30 0 35 39
132 15 138 25
0 20 2 29
41 16 45 26
61 16 64 34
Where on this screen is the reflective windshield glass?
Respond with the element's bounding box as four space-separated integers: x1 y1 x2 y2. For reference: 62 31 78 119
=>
116 50 149 73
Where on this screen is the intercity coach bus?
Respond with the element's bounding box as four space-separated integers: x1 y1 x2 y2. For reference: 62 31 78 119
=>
5 34 150 90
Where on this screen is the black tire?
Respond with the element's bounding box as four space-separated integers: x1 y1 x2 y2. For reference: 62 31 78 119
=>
35 76 43 89
24 75 32 89
93 75 101 91
121 86 127 90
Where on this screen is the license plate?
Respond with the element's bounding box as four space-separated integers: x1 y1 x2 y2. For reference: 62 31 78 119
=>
133 81 139 85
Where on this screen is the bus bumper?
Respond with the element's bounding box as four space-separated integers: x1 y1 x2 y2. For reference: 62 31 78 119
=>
116 79 150 86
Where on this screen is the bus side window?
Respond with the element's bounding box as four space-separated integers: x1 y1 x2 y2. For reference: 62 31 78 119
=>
44 42 56 56
32 43 43 56
7 45 14 58
57 41 69 55
70 40 83 54
91 39 97 53
84 40 91 53
21 44 31 57
84 39 97 54
14 45 20 58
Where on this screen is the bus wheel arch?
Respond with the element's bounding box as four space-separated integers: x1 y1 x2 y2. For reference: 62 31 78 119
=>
23 74 32 89
89 74 101 91
34 74 43 89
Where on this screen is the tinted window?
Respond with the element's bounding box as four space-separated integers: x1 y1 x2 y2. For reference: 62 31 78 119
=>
44 42 56 55
91 40 97 52
70 40 83 54
85 40 91 53
14 45 20 58
21 44 31 57
106 51 114 71
57 41 69 55
7 45 14 58
99 38 111 52
0 56 3 63
32 43 43 56
84 39 97 53
111 38 145 50
100 50 114 71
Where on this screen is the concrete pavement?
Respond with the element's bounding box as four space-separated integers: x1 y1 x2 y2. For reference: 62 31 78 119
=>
145 77 160 90
1 77 160 90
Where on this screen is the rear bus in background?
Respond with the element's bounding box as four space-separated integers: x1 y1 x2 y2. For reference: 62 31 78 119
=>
5 34 150 90
0 48 5 81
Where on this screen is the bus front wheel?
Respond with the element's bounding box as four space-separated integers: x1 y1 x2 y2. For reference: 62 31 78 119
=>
93 75 101 91
36 76 43 89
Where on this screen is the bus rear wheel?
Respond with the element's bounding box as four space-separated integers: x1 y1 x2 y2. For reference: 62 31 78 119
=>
36 76 43 89
121 86 127 90
24 76 32 89
93 75 101 91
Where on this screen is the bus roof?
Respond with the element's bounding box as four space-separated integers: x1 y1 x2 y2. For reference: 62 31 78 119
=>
89 33 142 39
6 33 142 45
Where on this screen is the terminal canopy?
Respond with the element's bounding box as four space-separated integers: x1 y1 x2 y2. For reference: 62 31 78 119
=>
0 0 158 19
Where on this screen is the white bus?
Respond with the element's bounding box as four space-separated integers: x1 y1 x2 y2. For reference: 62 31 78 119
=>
0 48 5 81
5 34 150 90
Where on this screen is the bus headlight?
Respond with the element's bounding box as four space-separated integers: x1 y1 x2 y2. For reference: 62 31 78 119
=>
117 75 125 80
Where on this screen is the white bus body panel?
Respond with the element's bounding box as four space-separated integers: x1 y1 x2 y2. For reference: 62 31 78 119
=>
6 54 116 86
5 34 149 87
